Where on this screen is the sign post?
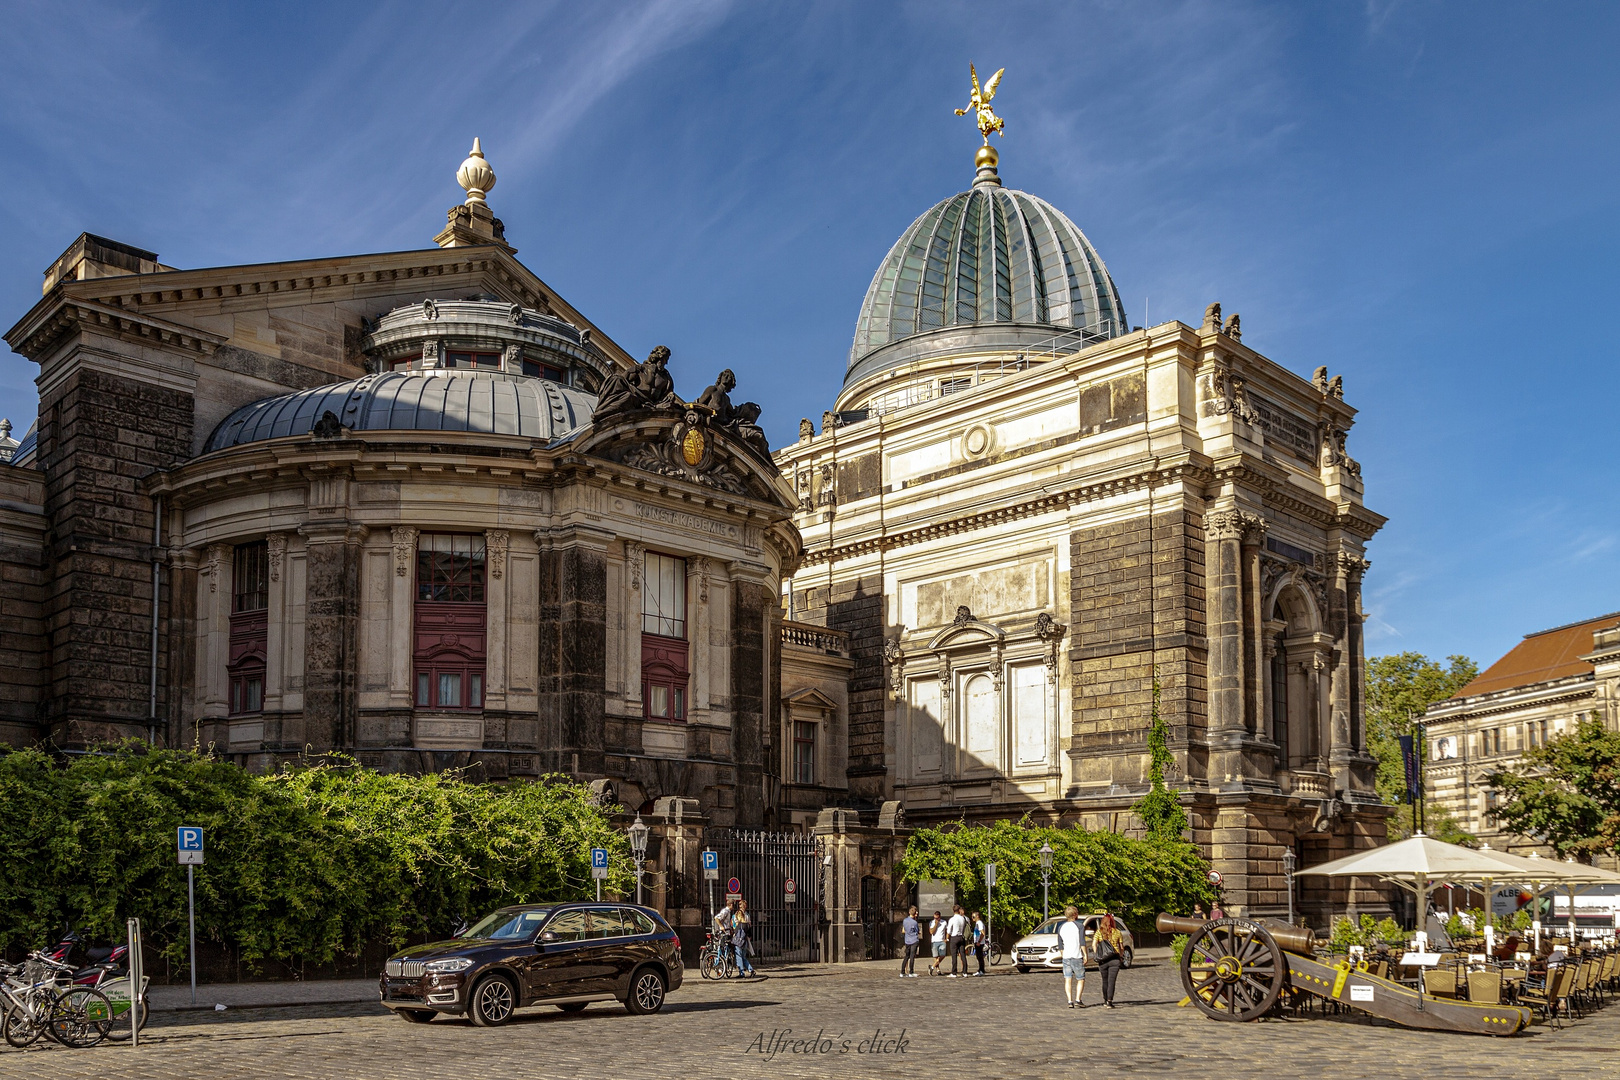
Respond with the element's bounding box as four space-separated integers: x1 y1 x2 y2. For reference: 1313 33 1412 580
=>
984 862 997 969
177 827 203 1004
701 850 719 929
590 847 609 901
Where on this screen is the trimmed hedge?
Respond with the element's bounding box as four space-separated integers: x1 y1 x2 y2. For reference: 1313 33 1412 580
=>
0 746 631 970
896 818 1217 938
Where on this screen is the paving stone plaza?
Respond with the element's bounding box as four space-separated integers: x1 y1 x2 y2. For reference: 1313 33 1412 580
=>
6 959 1615 1080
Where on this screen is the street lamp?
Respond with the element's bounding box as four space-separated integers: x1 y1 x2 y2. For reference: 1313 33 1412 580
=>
627 813 650 906
1038 843 1055 922
1282 848 1296 927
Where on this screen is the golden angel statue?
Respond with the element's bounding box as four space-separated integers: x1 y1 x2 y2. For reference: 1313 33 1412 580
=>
954 63 1006 143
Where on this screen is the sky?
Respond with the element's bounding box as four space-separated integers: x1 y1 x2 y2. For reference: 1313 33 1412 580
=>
0 1 1615 670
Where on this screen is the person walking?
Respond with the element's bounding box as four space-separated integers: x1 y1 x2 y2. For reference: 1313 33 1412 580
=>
1094 913 1126 1008
1058 906 1087 1008
946 905 969 977
900 906 921 977
970 911 988 976
732 898 759 977
929 911 949 975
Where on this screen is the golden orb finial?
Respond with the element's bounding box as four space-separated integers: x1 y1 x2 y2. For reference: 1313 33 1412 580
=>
456 137 496 205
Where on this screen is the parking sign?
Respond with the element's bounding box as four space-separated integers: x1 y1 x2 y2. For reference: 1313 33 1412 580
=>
702 849 719 880
591 847 609 880
177 826 204 866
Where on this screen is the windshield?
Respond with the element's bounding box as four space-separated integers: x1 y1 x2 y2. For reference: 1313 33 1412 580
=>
1032 920 1064 935
464 908 552 941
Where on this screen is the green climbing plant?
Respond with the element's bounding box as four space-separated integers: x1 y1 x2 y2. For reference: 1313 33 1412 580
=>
1132 666 1188 840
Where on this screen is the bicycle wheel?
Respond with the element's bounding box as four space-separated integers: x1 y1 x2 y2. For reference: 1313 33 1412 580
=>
3 1006 44 1049
49 987 113 1048
990 942 1003 966
699 947 726 981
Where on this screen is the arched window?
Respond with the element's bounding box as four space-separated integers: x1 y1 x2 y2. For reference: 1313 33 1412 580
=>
228 541 268 716
641 551 688 722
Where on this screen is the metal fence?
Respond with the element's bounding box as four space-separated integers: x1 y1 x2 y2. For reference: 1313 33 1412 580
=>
702 828 821 964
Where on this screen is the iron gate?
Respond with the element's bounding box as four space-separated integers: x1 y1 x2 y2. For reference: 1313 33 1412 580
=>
702 828 820 964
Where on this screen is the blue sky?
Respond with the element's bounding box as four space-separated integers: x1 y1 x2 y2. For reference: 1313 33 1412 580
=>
0 1 1615 670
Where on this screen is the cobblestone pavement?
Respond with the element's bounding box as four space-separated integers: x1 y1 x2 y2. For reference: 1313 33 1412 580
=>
4 959 1616 1080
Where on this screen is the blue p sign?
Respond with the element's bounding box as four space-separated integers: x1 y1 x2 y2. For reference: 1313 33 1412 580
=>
702 850 719 871
178 826 204 865
591 847 609 869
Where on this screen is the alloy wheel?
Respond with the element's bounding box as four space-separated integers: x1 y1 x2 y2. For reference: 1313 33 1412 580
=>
474 978 514 1025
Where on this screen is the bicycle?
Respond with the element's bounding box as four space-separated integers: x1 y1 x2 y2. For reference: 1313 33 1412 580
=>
1 954 114 1049
698 932 735 980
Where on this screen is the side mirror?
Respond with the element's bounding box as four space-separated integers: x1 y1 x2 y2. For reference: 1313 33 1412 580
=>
538 931 558 945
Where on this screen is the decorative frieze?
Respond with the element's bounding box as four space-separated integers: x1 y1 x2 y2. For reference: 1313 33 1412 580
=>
390 526 418 577
625 541 644 591
486 530 508 579
267 533 286 582
883 636 905 700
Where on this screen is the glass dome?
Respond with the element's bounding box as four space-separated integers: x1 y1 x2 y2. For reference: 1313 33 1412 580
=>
847 183 1128 386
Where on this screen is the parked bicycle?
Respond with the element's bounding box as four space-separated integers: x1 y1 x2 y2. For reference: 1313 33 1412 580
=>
1 953 114 1048
30 929 148 1040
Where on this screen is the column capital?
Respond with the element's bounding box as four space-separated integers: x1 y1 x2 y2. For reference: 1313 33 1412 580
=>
1333 551 1370 580
1205 509 1265 543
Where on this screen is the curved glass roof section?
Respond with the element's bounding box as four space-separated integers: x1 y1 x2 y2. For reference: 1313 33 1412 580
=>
205 370 596 452
848 186 1128 382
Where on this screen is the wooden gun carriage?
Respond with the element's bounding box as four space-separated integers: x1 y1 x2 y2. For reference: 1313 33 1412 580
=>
1156 914 1532 1035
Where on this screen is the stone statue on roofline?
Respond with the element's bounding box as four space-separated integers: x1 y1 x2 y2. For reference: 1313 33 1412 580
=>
592 345 677 422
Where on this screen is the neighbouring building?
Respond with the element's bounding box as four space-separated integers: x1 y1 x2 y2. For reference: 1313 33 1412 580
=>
776 137 1392 930
1424 612 1620 854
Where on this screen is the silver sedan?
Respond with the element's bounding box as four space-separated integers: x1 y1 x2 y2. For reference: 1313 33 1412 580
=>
1012 914 1135 972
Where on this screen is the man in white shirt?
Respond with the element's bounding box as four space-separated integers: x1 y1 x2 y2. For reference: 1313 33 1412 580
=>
1058 906 1087 1008
929 912 949 974
946 905 969 976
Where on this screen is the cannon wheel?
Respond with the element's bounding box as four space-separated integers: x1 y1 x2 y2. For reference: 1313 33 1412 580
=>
1181 918 1286 1022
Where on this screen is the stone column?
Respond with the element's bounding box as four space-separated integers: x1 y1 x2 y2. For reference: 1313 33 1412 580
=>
301 524 365 751
201 543 231 720
624 540 644 715
484 530 509 711
264 533 289 713
388 527 417 709
690 556 711 713
165 548 199 749
1341 555 1369 752
1204 511 1251 739
815 808 864 963
1241 518 1268 738
536 526 610 776
730 560 770 829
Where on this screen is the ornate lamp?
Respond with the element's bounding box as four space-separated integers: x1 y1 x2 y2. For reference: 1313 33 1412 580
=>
1282 848 1297 927
627 813 651 906
1038 842 1055 922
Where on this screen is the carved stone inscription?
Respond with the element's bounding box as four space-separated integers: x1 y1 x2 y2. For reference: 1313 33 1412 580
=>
1247 392 1318 463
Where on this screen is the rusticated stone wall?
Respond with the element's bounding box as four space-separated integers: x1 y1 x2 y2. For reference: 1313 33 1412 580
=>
536 540 608 776
796 572 886 798
730 577 768 828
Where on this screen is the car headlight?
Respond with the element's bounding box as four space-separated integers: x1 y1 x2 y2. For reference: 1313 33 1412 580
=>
423 958 474 973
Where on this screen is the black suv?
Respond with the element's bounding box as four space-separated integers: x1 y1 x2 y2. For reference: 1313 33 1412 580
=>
379 902 683 1025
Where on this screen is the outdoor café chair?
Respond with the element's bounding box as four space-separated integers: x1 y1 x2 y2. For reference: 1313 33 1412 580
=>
1466 969 1502 1005
1520 966 1574 1028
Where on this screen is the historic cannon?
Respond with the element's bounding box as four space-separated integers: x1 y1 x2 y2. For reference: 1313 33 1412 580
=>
1156 914 1533 1036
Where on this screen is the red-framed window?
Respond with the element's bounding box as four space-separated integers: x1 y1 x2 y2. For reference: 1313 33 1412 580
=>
228 541 269 716
414 534 487 711
641 551 688 722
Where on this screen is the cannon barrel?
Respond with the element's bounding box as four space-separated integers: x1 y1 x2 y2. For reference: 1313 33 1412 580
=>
1156 913 1316 956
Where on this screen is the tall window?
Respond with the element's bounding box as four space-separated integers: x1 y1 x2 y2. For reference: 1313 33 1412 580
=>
793 721 816 785
228 541 269 716
413 533 487 710
641 551 689 722
1269 635 1288 757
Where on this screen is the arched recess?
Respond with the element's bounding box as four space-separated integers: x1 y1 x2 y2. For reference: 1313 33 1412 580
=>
1265 579 1330 773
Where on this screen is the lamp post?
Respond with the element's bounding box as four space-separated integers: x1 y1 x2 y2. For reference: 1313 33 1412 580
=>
1282 847 1296 927
627 813 650 906
1038 842 1055 922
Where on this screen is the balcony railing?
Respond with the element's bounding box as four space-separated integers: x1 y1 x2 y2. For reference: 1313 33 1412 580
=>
780 620 850 657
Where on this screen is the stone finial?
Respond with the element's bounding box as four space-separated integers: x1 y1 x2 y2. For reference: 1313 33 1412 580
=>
0 419 11 439
456 138 496 205
1202 302 1222 332
799 418 814 442
1222 312 1241 341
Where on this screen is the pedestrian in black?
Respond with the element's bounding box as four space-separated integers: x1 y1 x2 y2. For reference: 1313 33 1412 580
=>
1094 913 1126 1008
970 910 987 976
946 905 968 977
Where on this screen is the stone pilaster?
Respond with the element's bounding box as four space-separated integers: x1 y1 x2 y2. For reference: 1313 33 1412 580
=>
730 561 770 828
483 529 509 710
300 524 364 751
536 527 610 777
387 527 417 709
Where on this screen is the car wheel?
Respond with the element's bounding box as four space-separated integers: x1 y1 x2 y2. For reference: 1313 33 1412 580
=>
469 975 517 1027
556 1002 588 1014
396 1009 436 1024
624 967 667 1015
1016 965 1029 974
1123 947 1134 969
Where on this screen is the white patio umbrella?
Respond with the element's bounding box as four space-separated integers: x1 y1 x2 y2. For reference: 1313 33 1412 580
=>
1294 834 1546 945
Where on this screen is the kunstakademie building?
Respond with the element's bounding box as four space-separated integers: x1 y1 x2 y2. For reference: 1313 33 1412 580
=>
0 134 1388 936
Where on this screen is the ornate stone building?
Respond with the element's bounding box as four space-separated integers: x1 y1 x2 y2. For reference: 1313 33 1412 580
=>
0 145 800 837
1424 612 1620 853
776 141 1391 922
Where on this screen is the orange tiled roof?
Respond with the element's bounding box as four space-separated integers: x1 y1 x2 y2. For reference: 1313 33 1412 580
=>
1456 611 1620 697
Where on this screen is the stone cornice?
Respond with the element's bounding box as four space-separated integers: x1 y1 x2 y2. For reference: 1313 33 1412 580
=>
5 246 634 370
1424 675 1595 721
797 459 1209 568
10 297 228 363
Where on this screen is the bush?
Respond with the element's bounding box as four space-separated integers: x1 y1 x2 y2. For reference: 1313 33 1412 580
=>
1330 914 1409 950
894 817 1216 938
1169 933 1189 965
0 745 631 970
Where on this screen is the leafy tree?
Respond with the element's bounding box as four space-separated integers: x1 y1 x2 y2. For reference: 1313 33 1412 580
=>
1487 718 1620 857
1365 652 1477 840
1132 666 1187 840
895 817 1215 938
